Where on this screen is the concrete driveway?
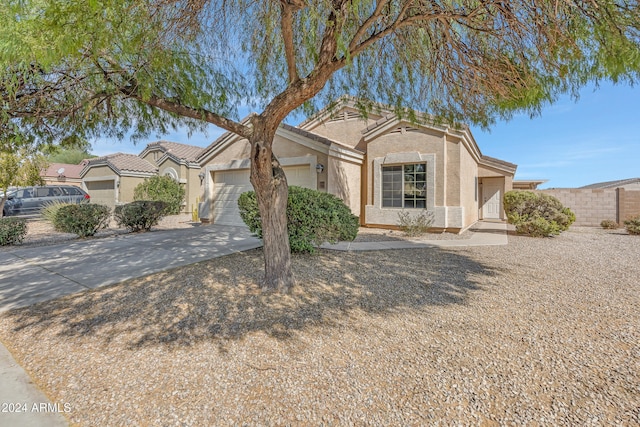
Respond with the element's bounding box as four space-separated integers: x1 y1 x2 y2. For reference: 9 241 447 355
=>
0 224 262 312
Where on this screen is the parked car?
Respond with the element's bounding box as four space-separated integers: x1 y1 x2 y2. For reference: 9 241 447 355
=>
1 185 90 217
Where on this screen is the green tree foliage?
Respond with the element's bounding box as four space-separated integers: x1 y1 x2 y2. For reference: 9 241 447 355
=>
2 0 640 290
504 191 576 237
238 186 359 253
133 175 185 215
46 148 96 165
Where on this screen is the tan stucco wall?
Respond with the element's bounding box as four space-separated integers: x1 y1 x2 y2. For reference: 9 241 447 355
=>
365 127 445 207
303 108 380 149
328 157 361 216
459 140 479 226
83 165 115 179
158 158 180 177
119 176 147 204
140 150 159 166
445 139 460 206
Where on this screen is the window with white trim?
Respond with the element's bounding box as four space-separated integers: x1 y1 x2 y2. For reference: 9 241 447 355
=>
382 163 427 208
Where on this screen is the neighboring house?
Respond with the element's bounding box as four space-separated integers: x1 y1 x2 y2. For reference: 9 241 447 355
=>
41 160 89 187
198 99 518 233
80 141 203 212
138 141 203 213
580 177 640 190
80 153 157 208
513 180 547 190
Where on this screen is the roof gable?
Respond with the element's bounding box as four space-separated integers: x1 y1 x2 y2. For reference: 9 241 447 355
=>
139 140 204 165
81 153 157 177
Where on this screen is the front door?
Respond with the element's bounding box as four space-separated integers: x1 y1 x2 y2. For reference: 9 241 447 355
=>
482 181 502 219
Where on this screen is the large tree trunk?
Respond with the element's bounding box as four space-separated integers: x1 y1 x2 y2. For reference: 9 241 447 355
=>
249 121 294 293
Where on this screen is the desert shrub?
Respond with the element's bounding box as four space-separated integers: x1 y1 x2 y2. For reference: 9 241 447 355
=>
504 190 575 237
41 200 73 227
55 204 111 237
0 217 27 246
238 186 359 254
114 201 167 232
397 209 435 237
600 219 619 229
133 175 185 215
624 214 640 235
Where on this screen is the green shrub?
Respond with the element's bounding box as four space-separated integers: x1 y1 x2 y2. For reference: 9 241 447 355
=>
134 175 185 215
624 214 640 235
114 201 167 232
504 190 575 237
55 204 111 237
238 186 359 254
397 209 435 237
41 200 73 228
0 217 28 246
600 219 619 229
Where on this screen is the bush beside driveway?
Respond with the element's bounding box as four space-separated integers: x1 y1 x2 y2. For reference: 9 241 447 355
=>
0 227 638 425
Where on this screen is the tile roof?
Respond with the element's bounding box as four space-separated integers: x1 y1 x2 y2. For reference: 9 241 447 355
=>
87 153 157 174
580 178 640 189
42 162 86 179
145 141 203 162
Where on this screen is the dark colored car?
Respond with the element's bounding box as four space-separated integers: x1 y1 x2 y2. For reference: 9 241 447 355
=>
2 185 90 217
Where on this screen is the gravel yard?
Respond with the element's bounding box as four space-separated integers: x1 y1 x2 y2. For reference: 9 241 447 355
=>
0 226 638 425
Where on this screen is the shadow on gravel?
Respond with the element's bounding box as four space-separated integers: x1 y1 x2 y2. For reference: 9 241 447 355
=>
3 247 500 350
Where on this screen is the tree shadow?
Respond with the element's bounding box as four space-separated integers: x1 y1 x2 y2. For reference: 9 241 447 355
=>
3 247 502 351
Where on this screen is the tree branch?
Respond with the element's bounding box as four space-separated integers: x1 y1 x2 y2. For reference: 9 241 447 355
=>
280 1 300 84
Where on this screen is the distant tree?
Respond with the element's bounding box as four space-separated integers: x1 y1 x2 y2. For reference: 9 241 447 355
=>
46 148 96 165
0 146 47 215
2 0 640 291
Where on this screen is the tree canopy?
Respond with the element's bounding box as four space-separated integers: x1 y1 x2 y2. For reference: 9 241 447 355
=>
3 0 639 146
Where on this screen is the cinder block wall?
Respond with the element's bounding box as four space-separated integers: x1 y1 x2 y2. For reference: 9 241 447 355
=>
535 189 617 226
535 188 640 226
619 188 640 222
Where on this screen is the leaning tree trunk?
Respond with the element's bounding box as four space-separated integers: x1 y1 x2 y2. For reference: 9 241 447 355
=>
249 123 294 293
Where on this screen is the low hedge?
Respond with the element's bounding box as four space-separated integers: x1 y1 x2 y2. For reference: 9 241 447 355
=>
238 186 359 254
624 214 640 235
55 204 111 237
114 201 167 232
0 217 28 246
504 191 575 237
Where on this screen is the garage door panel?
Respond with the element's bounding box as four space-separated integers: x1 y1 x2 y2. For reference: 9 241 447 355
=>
85 180 115 208
213 165 312 226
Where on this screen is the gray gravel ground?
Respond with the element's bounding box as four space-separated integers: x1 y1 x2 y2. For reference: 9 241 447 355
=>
0 226 638 426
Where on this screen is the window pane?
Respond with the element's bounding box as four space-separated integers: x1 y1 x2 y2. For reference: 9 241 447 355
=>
382 163 427 209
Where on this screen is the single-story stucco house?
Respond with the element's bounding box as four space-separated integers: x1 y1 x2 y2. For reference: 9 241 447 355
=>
80 153 157 208
138 141 203 213
80 141 203 212
198 99 518 233
41 160 89 188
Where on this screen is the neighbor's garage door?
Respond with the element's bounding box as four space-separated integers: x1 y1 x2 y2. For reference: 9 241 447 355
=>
213 165 313 226
85 180 116 208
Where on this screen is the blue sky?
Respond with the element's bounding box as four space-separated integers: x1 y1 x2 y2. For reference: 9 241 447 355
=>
90 81 639 189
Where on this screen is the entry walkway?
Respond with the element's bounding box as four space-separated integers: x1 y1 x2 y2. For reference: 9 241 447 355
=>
321 220 508 251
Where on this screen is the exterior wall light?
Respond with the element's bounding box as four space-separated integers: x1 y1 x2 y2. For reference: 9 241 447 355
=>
198 171 206 185
315 163 324 173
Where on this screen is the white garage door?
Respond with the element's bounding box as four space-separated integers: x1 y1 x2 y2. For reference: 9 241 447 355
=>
85 180 116 208
213 165 313 226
